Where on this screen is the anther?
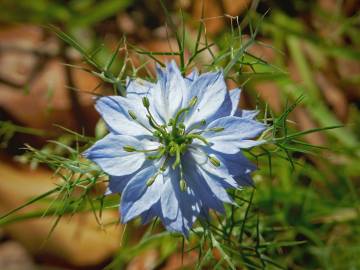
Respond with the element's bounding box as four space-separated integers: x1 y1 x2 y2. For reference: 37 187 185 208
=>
209 156 221 167
209 127 224 132
179 143 187 154
128 110 137 120
142 96 150 108
189 96 198 107
168 118 175 126
123 145 137 152
179 179 187 192
146 175 156 186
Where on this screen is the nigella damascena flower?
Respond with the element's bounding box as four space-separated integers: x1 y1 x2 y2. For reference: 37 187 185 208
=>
84 61 266 236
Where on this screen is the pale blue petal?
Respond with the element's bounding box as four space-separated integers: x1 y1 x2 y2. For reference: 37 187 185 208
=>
126 77 155 97
184 68 199 89
210 151 256 187
83 134 146 176
121 165 164 223
95 95 152 136
107 159 157 193
241 109 259 119
188 145 238 189
197 166 233 204
160 168 180 221
182 154 228 212
160 167 200 236
203 116 266 154
140 201 161 224
184 71 227 129
229 88 241 116
204 88 241 125
153 61 186 122
107 174 133 194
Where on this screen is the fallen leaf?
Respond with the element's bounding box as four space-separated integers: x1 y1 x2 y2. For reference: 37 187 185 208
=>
0 159 121 267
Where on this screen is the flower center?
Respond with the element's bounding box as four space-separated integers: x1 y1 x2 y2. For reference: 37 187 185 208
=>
125 95 222 191
143 95 210 170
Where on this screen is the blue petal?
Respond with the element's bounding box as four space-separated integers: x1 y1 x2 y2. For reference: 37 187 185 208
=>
140 201 161 224
95 95 152 136
188 145 238 189
83 134 146 176
160 167 200 236
182 154 227 213
197 166 233 204
240 109 259 119
121 165 164 223
184 68 199 89
153 61 186 122
184 71 227 129
107 174 133 194
203 116 266 154
210 150 257 187
126 77 155 97
229 88 241 116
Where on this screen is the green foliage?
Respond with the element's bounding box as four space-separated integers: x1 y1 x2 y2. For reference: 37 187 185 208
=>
0 1 359 269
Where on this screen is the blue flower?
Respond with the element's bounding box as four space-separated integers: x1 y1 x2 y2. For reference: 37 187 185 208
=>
84 61 266 236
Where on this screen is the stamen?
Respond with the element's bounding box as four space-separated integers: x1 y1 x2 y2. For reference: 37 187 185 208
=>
125 145 162 154
128 110 153 133
146 175 157 186
146 147 166 160
209 156 221 167
171 96 198 136
179 143 187 154
128 110 137 120
187 134 209 145
209 127 224 132
172 145 181 169
179 179 187 192
179 163 187 192
189 96 198 107
142 96 150 108
186 119 206 134
123 145 137 152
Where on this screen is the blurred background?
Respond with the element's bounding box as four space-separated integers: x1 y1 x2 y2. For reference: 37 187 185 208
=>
0 0 359 269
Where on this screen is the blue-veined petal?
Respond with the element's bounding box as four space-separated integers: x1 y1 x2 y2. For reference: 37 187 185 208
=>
184 71 227 129
160 167 200 236
83 134 146 176
184 68 199 90
240 109 259 119
229 88 241 115
182 153 228 212
121 165 164 223
126 77 155 97
95 95 152 136
107 174 133 194
153 61 186 122
107 159 158 194
201 148 257 187
197 166 233 204
203 116 266 154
